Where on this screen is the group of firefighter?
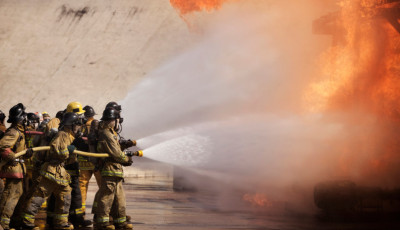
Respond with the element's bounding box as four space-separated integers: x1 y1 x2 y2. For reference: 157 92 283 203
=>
0 101 137 230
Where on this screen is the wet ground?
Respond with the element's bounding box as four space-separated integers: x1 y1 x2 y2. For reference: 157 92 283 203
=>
33 170 400 230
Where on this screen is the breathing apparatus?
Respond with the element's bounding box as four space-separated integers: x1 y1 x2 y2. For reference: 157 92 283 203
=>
27 113 40 130
60 112 84 138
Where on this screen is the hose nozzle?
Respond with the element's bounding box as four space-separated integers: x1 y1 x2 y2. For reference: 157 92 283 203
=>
135 150 143 157
125 150 143 157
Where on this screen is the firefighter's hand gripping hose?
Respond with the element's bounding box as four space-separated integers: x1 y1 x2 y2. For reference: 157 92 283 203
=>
13 146 143 158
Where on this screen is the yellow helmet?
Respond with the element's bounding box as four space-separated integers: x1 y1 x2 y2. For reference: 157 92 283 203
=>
66 101 85 115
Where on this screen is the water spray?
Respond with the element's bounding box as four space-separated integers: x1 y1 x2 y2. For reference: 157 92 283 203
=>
117 0 400 213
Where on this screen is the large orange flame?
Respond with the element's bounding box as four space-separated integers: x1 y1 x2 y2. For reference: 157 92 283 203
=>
169 0 400 187
308 0 400 186
169 0 228 15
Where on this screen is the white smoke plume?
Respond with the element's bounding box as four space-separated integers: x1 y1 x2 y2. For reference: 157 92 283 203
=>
119 0 354 211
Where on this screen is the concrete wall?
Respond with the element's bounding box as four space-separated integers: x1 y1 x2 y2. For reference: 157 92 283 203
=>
0 0 196 117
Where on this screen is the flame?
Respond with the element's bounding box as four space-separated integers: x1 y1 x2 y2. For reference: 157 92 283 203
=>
169 0 229 15
306 0 400 185
242 193 273 207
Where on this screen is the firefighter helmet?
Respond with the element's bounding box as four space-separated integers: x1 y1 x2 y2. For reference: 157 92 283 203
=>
27 113 40 123
66 102 85 115
42 111 50 119
83 105 96 118
7 103 26 123
56 110 65 120
105 101 121 112
62 112 83 126
101 107 119 121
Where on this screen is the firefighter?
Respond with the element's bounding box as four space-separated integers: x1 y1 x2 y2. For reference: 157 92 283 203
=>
0 110 6 137
42 111 50 121
45 102 91 228
92 102 135 224
0 103 33 230
38 111 51 131
10 113 43 230
21 112 82 230
24 113 40 184
32 110 65 216
94 107 133 230
32 112 48 148
10 113 41 229
78 105 102 215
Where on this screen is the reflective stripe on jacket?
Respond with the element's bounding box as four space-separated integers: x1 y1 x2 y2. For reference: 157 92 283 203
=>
97 121 128 178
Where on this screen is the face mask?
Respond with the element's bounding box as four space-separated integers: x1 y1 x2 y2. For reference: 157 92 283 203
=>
114 120 120 132
82 117 88 125
74 126 83 138
21 117 27 126
75 130 83 138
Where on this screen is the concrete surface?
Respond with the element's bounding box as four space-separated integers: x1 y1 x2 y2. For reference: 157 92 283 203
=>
30 171 400 230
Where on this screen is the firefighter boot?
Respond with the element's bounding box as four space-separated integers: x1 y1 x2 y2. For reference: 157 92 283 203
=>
95 224 115 230
70 214 92 228
45 216 53 229
53 223 74 230
115 223 133 230
20 222 38 230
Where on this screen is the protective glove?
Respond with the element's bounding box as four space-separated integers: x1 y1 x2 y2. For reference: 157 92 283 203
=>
119 139 136 149
7 152 16 162
122 156 133 166
25 148 34 158
67 145 76 154
127 139 136 147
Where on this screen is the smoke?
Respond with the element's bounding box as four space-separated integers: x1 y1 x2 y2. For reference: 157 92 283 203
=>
121 0 335 136
119 0 396 211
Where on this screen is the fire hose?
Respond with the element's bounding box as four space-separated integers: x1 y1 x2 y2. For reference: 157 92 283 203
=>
0 147 143 170
0 146 143 169
12 146 143 158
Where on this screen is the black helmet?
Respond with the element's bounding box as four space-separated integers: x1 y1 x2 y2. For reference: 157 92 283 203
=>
101 107 119 121
105 102 121 112
0 110 5 123
83 105 95 118
7 103 26 123
27 113 40 123
56 110 65 120
62 112 83 126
